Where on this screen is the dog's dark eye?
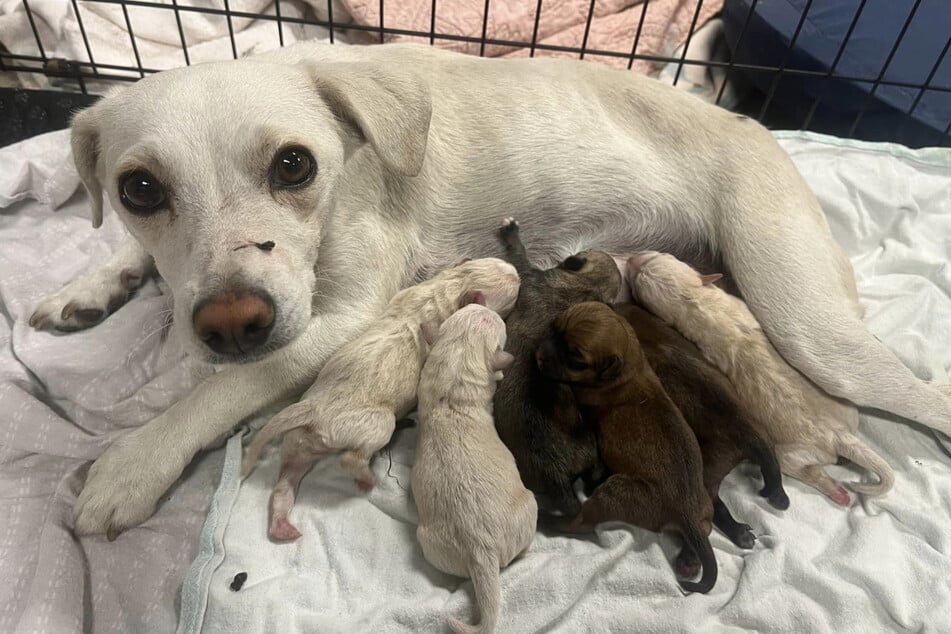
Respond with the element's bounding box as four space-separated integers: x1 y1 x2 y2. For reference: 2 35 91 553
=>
562 256 586 272
119 170 166 214
271 147 316 189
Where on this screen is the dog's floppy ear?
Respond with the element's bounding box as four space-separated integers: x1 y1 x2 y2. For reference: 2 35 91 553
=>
598 355 623 381
459 290 486 307
70 107 104 228
309 62 432 176
421 320 441 346
699 273 723 286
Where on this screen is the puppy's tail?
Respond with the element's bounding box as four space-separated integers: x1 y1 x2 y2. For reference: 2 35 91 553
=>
241 400 317 478
837 433 895 496
676 518 718 595
448 549 501 634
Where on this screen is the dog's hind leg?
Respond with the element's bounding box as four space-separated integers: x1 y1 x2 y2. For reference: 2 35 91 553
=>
722 183 951 438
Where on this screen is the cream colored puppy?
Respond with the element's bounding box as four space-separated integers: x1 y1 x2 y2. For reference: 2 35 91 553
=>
242 258 518 541
628 252 894 506
413 304 535 634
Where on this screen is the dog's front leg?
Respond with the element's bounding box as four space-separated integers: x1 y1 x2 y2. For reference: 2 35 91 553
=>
72 305 378 539
30 238 154 332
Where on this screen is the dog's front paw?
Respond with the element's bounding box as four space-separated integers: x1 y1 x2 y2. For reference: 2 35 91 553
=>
29 267 146 332
74 427 184 540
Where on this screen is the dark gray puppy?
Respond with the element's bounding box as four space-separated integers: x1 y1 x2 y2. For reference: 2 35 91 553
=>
493 218 621 515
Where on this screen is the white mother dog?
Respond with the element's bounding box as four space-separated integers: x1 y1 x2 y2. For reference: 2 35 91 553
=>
32 42 951 538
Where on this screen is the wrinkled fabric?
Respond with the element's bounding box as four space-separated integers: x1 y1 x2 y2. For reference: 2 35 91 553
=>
0 129 224 633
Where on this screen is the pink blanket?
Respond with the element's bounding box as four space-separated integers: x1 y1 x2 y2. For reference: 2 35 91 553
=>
342 0 722 73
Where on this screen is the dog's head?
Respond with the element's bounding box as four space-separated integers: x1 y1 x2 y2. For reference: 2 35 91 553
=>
422 303 515 381
70 57 432 363
546 249 622 303
626 251 722 321
536 301 634 386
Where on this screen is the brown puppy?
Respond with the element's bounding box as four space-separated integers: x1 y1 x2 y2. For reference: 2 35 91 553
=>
493 218 621 516
616 303 789 556
537 301 717 594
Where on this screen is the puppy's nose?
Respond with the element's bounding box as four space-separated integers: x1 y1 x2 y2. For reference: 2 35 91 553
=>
627 251 659 272
192 291 275 355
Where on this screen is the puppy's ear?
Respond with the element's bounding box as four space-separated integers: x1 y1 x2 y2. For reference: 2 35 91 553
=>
308 62 432 176
70 106 104 228
699 273 723 286
460 290 486 307
492 350 515 372
599 355 623 381
421 320 441 346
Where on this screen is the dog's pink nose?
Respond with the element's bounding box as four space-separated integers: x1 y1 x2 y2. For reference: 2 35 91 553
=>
192 291 275 356
627 251 659 272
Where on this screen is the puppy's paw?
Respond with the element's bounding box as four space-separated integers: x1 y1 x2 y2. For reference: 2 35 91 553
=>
498 217 520 241
762 487 790 511
674 552 701 579
29 266 146 332
355 477 376 493
269 518 303 542
732 525 756 550
828 485 851 506
73 426 184 539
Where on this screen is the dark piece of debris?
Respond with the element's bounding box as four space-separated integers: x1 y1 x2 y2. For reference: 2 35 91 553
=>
230 572 248 591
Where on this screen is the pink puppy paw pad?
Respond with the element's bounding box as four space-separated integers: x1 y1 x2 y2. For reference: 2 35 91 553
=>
269 518 302 542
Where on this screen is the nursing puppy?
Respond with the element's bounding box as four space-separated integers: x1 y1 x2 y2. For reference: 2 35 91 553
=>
616 303 789 552
414 304 534 634
493 219 621 515
628 253 894 505
242 258 519 541
537 301 717 593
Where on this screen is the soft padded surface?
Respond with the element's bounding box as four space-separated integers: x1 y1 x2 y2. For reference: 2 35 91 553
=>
0 129 221 633
723 0 951 148
181 131 951 633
